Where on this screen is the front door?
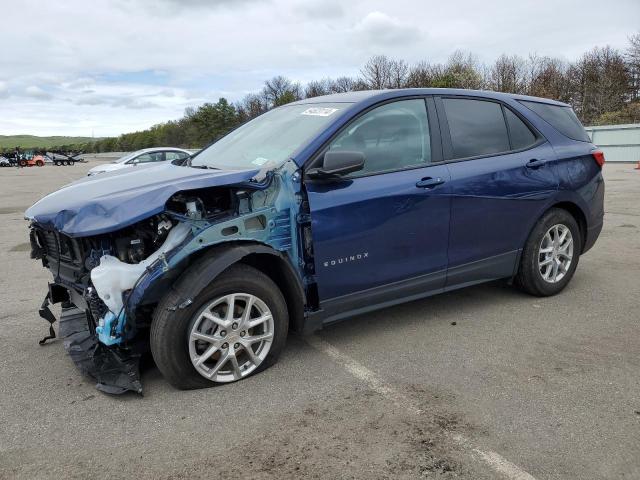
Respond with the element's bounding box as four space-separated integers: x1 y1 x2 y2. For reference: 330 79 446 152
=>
305 98 451 309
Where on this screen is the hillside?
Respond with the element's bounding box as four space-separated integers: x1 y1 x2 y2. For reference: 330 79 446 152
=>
0 135 96 149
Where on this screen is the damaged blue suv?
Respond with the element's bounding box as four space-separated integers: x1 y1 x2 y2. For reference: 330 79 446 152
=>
26 89 605 393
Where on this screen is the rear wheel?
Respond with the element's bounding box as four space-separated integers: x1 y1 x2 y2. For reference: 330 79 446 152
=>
150 263 288 389
516 208 582 296
19 160 27 167
36 160 44 167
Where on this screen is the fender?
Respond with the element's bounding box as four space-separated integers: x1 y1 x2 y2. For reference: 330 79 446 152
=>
516 189 592 260
156 241 307 331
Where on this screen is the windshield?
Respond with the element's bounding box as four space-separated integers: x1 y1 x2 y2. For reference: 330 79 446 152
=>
190 103 348 170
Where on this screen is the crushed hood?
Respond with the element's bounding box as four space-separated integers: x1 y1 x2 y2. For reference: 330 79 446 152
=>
25 163 261 237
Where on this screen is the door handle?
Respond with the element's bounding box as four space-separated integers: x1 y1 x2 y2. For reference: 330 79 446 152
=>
416 177 445 189
525 158 546 169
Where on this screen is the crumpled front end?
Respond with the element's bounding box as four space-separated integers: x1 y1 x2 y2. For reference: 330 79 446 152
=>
27 161 312 394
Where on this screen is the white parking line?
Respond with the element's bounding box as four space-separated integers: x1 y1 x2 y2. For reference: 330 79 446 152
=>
306 335 538 480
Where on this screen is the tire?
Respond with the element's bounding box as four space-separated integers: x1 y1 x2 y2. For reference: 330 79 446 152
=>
19 160 27 167
36 160 44 167
516 208 582 297
55 160 61 166
150 263 289 390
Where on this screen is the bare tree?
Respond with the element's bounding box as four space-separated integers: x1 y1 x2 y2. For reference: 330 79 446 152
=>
405 61 438 87
235 93 267 122
526 55 572 102
568 46 631 124
388 59 409 88
262 76 301 108
626 32 640 101
488 54 527 94
329 76 357 93
304 79 332 98
360 55 394 89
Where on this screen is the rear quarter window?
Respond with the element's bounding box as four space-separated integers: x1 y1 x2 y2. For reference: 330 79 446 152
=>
504 108 537 150
519 100 590 142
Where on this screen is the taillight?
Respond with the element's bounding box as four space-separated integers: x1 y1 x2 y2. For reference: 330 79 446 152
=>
592 150 605 167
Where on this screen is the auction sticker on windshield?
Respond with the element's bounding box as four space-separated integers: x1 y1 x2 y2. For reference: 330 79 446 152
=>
301 107 339 116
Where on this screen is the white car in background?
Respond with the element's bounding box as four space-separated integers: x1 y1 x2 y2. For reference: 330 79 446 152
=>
87 147 192 176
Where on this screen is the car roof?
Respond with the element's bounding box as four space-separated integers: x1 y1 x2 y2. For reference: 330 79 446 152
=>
135 147 191 154
288 88 570 108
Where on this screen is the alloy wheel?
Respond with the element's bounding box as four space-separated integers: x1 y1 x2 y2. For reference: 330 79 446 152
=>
538 224 574 283
188 293 274 382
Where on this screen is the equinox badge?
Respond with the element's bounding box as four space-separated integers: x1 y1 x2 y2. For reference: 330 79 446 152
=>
323 252 369 268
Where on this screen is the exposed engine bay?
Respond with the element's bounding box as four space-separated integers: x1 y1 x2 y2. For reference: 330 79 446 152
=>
27 162 313 394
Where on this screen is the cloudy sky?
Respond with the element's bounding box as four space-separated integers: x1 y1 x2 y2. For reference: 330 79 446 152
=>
1 0 638 137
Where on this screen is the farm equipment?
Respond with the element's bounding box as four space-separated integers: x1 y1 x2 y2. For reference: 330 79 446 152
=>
19 154 46 167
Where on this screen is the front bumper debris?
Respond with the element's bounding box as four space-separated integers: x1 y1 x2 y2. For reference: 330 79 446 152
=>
57 307 143 395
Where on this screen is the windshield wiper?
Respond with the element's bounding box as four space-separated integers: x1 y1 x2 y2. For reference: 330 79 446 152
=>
190 165 221 170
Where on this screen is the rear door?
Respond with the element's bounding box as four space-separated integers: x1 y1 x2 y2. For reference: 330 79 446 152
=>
436 96 559 287
305 97 451 309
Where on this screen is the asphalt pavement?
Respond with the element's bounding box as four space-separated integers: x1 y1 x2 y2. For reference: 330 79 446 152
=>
0 160 638 479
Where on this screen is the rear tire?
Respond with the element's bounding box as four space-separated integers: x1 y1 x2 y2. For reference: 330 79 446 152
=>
516 208 582 297
150 263 289 390
36 160 44 167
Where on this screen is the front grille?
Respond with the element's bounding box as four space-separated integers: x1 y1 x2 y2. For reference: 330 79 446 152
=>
35 229 81 264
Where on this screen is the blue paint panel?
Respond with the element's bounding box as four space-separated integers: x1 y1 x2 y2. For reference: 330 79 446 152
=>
25 163 260 237
445 142 559 269
306 164 451 300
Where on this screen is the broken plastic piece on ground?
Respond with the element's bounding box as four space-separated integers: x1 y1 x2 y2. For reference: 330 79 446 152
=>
38 293 57 345
59 307 142 395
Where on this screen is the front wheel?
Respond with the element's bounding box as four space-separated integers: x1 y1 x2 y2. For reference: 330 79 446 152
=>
516 208 582 297
150 263 289 389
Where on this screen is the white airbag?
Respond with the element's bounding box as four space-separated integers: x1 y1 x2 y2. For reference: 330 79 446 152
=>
91 222 191 314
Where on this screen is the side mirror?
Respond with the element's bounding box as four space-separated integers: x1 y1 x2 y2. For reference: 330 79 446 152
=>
307 151 365 180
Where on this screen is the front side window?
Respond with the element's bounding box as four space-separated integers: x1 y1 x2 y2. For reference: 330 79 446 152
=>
327 99 431 175
443 98 510 159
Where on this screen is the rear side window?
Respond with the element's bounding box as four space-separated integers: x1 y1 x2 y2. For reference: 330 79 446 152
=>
504 108 537 150
443 98 510 159
519 101 590 142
